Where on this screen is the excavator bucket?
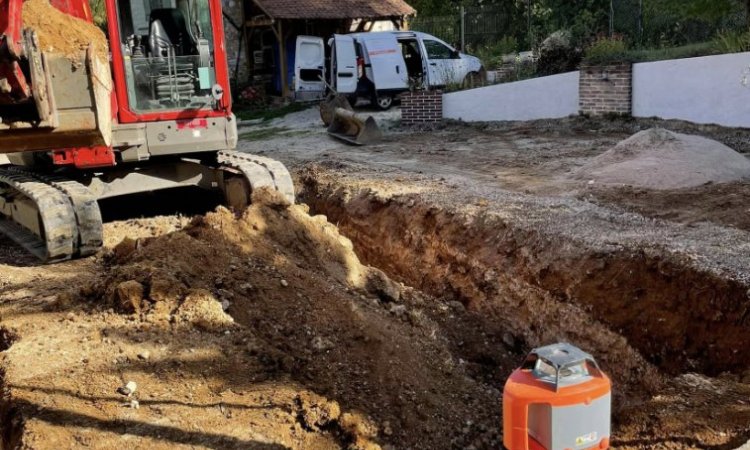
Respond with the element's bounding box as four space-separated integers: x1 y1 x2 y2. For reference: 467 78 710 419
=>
327 107 382 146
319 93 353 127
0 30 112 153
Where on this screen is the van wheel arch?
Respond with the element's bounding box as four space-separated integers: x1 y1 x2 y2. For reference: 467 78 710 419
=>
463 68 486 89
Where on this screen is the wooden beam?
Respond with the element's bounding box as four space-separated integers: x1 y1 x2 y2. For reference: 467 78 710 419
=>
276 21 290 99
245 17 274 27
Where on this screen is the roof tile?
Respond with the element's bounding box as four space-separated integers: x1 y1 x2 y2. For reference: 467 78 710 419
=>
253 0 416 19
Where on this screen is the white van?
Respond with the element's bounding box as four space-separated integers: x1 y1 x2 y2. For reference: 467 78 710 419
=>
294 31 483 110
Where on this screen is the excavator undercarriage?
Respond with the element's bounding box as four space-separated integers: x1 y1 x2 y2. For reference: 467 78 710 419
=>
0 151 295 262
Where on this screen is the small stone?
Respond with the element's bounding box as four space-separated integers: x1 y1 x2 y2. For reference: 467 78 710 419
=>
449 301 465 311
365 269 401 303
221 300 231 311
311 336 334 352
118 381 137 397
280 279 289 287
389 304 407 316
502 333 516 348
240 283 253 291
137 351 150 360
130 399 140 409
383 421 393 436
115 280 144 314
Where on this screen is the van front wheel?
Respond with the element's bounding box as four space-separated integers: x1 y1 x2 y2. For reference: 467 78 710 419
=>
373 94 394 110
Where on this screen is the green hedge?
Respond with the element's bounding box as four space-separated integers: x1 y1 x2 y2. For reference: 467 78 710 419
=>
583 41 724 65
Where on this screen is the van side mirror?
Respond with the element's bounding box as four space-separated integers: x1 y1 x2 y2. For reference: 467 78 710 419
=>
451 50 461 59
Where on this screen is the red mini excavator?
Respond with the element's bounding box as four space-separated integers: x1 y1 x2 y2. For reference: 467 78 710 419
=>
0 0 293 262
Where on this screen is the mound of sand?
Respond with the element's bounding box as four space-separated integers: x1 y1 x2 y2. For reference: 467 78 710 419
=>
22 0 109 61
574 128 750 190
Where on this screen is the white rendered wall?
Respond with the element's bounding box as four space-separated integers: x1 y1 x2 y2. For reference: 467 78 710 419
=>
632 52 750 128
442 71 580 122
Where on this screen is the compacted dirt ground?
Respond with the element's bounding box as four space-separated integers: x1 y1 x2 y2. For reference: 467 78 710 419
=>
1 110 749 449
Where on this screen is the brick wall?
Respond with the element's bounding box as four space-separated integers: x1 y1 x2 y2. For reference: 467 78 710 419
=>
401 90 443 125
579 64 632 116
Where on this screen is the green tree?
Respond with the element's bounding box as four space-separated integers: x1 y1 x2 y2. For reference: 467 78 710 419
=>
89 0 107 29
659 0 739 22
409 0 460 16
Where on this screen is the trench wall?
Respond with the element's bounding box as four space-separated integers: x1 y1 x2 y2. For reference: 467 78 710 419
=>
302 180 750 378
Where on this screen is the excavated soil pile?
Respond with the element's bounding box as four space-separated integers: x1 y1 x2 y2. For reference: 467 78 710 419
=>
574 128 750 189
22 0 109 60
39 189 505 449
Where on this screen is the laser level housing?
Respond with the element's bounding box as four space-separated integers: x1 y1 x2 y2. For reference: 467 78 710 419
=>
503 343 611 450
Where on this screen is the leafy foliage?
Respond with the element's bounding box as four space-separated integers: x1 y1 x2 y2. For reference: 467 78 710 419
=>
583 36 629 64
472 36 518 69
411 0 749 49
582 41 722 65
89 0 107 30
715 29 750 53
537 30 582 75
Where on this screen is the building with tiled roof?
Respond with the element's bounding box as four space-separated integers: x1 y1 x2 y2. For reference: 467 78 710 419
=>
223 0 416 97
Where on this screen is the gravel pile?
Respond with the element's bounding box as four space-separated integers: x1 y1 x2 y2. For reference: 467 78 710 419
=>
574 128 750 189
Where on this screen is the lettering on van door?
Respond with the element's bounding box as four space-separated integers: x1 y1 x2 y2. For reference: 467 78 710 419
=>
369 49 398 56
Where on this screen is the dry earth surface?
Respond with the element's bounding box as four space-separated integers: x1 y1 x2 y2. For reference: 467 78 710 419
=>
0 108 749 449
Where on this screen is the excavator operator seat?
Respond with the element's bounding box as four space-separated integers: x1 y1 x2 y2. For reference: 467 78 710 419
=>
149 9 192 57
148 19 173 58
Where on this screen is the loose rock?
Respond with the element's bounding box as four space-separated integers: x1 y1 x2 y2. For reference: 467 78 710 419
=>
118 381 137 397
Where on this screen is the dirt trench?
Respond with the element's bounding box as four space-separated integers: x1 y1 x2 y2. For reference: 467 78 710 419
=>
0 166 749 448
298 168 750 444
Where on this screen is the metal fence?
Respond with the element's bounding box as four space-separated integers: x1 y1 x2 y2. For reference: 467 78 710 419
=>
410 6 513 49
613 0 747 46
409 15 460 46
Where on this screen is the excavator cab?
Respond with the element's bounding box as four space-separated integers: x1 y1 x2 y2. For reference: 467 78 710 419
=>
117 0 219 113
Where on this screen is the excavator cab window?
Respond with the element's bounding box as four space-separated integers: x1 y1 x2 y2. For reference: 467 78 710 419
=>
117 0 217 113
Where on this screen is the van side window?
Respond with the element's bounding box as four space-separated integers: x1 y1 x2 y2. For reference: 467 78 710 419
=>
423 40 454 60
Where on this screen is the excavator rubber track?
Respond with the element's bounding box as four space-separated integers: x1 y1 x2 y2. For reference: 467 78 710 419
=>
0 151 291 263
218 151 296 204
0 167 103 262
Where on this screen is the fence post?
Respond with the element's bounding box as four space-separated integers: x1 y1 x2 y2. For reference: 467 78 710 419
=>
460 6 466 51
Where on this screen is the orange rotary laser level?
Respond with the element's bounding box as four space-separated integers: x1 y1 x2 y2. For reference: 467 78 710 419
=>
503 343 611 450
